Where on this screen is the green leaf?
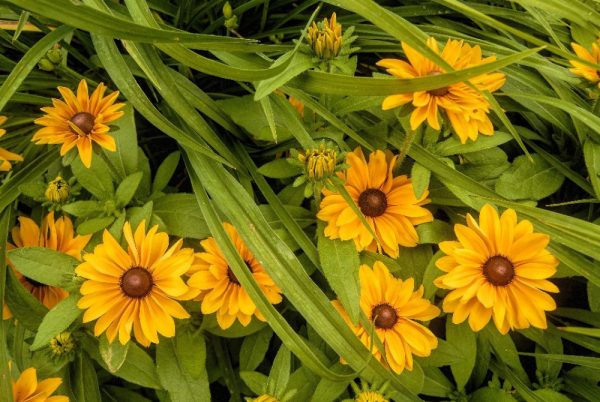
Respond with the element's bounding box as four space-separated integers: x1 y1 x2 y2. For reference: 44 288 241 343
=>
239 327 273 371
257 159 302 179
588 282 600 313
115 172 143 208
156 337 210 402
255 52 314 100
175 328 207 380
519 353 600 369
420 367 454 397
310 363 354 402
0 209 11 402
152 194 209 239
103 103 138 179
100 335 130 373
31 294 81 351
483 326 530 386
81 334 161 389
267 345 291 398
584 140 600 199
72 352 102 402
77 216 116 235
495 154 565 200
5 268 47 331
8 247 80 291
317 223 361 325
446 321 477 390
104 386 153 402
218 95 293 142
71 155 114 200
435 132 513 156
411 162 430 199
61 200 103 217
127 201 153 230
240 371 268 395
152 151 180 193
531 389 572 402
416 221 454 244
470 387 518 402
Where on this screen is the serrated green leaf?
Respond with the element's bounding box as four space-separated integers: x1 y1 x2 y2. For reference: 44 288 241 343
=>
495 154 565 200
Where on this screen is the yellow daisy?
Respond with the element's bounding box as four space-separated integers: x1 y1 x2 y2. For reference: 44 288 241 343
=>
12 367 68 402
188 223 283 330
317 147 433 258
7 212 91 312
33 79 125 168
434 204 559 334
0 116 23 171
570 39 600 88
355 391 388 402
333 261 440 374
76 221 196 346
377 37 506 143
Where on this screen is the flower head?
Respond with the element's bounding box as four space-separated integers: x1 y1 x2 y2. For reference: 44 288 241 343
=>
355 391 388 402
33 80 125 168
188 223 283 330
76 221 196 346
570 39 600 89
12 367 68 402
298 143 337 181
333 261 440 374
0 116 24 171
8 212 90 311
434 204 559 334
50 332 75 356
317 147 433 258
377 37 506 143
307 12 343 60
45 176 70 203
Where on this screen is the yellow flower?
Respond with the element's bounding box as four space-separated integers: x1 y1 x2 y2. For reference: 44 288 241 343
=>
570 39 600 88
317 147 433 258
355 390 388 402
33 79 125 168
377 37 506 143
188 223 283 330
7 212 91 311
76 221 196 346
434 204 559 334
248 395 279 402
307 12 342 60
333 261 440 374
45 176 70 203
12 367 68 402
0 116 24 171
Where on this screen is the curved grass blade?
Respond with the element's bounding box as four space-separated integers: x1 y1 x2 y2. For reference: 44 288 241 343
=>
0 25 73 113
0 209 13 402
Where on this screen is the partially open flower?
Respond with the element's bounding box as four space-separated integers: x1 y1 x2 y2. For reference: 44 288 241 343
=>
570 38 600 90
45 176 70 203
298 143 337 181
307 12 343 60
50 332 75 356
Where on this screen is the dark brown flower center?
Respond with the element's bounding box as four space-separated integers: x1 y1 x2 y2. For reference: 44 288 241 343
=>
70 112 95 135
227 262 253 286
120 267 153 298
483 255 515 286
358 188 387 217
371 303 398 329
427 71 449 97
26 277 45 288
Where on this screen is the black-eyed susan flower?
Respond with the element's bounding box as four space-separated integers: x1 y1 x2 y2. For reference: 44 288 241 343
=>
333 261 440 374
33 79 125 168
12 367 68 402
307 12 342 60
247 396 279 402
188 223 283 330
0 116 23 171
434 204 559 334
377 37 506 144
570 38 600 89
317 147 433 258
351 381 391 402
45 176 70 203
76 221 196 346
8 212 91 311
